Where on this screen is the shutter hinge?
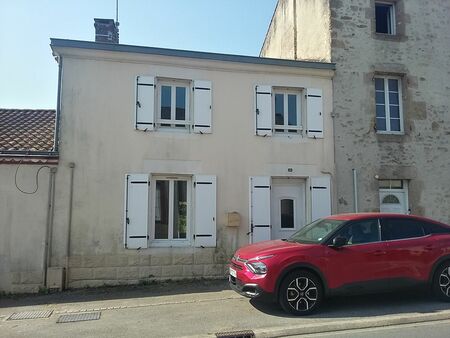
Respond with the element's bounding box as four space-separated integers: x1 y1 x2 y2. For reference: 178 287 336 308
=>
136 101 141 108
193 234 196 239
194 182 196 187
126 217 130 224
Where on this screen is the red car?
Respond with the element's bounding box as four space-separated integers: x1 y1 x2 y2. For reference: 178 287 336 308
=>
229 213 450 315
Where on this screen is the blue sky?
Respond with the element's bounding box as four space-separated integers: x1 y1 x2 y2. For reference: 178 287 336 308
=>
0 0 277 109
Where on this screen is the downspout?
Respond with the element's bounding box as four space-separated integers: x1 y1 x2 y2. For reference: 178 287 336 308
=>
352 168 358 212
43 168 55 286
65 162 75 289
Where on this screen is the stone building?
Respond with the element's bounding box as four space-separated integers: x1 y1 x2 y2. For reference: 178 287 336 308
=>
261 0 450 222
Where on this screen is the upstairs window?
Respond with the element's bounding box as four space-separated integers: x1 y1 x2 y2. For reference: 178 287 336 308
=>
274 90 302 134
375 77 403 133
375 2 396 35
158 81 190 129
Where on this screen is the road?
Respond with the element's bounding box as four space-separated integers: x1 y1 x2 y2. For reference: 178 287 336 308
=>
1 279 450 337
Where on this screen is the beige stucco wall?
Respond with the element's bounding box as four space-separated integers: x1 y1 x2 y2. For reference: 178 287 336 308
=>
261 0 331 62
48 47 334 288
261 0 450 223
0 164 52 293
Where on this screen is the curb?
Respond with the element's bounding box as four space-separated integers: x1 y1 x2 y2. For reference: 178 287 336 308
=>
255 310 450 337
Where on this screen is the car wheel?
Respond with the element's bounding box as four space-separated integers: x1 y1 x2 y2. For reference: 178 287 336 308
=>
279 270 323 315
433 261 450 302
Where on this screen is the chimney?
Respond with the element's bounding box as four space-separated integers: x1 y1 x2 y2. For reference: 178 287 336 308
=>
94 18 119 44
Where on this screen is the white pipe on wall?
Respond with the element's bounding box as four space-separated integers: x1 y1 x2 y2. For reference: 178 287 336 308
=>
352 168 358 212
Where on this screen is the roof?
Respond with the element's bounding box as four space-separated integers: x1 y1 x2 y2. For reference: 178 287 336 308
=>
327 213 447 225
0 109 58 164
50 38 336 71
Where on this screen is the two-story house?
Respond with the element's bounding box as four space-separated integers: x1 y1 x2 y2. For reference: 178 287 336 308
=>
261 0 450 223
37 35 335 288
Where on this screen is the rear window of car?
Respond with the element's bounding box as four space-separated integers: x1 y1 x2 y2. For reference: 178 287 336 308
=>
381 218 425 241
423 221 450 235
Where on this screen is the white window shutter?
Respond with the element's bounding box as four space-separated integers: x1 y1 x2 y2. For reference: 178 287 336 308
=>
193 80 212 134
135 76 155 131
255 85 272 136
250 176 271 243
306 88 323 139
311 176 331 221
124 174 149 249
194 175 216 247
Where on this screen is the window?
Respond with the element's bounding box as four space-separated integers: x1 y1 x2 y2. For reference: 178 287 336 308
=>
375 2 395 35
333 219 380 245
157 81 190 129
152 176 190 242
375 77 403 133
379 179 403 189
381 218 425 240
273 90 302 134
280 199 295 228
423 222 450 235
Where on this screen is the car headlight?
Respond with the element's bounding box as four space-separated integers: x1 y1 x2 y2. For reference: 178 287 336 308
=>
246 261 268 274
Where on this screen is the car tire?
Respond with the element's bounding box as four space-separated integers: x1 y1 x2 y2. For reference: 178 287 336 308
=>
433 261 450 302
279 270 323 315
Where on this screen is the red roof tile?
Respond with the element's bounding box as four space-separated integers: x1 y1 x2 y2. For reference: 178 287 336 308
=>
0 109 56 152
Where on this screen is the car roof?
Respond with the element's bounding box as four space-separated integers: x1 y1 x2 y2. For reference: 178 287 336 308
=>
326 213 448 225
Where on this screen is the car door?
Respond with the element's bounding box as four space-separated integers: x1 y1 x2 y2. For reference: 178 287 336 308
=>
380 217 438 282
325 218 390 290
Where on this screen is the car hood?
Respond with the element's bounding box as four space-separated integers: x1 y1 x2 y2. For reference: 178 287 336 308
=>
235 240 316 260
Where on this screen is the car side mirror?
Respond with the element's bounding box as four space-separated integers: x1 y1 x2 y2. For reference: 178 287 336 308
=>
330 236 347 248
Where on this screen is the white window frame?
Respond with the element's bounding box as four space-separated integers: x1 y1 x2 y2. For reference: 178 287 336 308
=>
375 76 404 134
150 175 192 247
375 2 396 35
272 88 303 135
156 79 191 130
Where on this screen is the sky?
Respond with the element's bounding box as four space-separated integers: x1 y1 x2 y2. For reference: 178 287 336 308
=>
0 0 277 109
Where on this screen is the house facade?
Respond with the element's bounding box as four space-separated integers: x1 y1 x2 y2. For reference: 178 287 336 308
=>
17 39 335 290
261 0 450 223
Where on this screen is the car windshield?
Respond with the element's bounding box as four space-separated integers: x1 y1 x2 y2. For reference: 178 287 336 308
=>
288 218 345 244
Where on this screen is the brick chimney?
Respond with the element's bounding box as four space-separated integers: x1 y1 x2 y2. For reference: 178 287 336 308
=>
94 18 119 44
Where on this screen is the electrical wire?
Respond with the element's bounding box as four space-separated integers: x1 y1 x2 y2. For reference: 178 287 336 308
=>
14 158 51 194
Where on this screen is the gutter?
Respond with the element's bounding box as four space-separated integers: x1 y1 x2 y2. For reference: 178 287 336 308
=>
0 150 59 157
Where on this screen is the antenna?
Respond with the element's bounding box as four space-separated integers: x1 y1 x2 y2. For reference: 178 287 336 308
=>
116 0 119 25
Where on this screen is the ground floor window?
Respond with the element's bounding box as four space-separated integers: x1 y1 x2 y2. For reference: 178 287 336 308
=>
153 176 191 242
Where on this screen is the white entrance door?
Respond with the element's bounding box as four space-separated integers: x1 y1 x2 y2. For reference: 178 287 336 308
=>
271 179 306 240
379 191 407 214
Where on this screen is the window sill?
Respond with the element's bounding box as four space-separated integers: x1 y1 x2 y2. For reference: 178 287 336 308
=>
373 32 405 42
148 240 192 248
376 132 406 143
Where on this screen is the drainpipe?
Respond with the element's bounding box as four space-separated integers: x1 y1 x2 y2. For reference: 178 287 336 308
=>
43 168 54 286
352 169 358 212
65 162 75 289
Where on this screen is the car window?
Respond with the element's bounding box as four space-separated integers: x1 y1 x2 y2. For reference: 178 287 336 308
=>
423 221 450 235
332 219 380 245
381 218 425 240
288 218 344 244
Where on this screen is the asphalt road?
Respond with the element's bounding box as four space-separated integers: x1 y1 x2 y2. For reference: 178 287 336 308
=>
301 319 450 338
1 280 450 337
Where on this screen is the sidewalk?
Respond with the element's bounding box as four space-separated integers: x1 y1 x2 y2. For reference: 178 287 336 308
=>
1 279 450 337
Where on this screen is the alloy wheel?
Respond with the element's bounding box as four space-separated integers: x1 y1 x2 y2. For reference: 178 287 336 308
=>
286 276 318 311
439 266 450 298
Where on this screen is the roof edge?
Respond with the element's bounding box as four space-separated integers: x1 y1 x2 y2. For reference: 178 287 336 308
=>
50 38 335 70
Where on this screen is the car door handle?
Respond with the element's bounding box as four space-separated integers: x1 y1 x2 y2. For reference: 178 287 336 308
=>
424 245 434 251
373 250 387 256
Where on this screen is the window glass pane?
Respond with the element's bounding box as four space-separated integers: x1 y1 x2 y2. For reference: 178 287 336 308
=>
388 79 398 91
173 180 187 239
423 222 450 235
390 118 400 131
376 91 385 104
280 199 294 229
378 180 390 189
155 180 169 239
175 87 186 121
376 104 386 118
389 92 399 105
382 195 400 204
375 78 384 91
390 179 403 188
389 105 399 118
161 86 172 120
381 218 425 240
376 117 386 131
287 94 297 126
334 219 380 245
275 94 284 125
375 4 392 34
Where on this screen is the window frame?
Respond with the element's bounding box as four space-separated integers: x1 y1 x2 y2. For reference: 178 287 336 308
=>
272 88 303 135
156 79 191 130
375 76 404 134
150 174 192 247
375 2 396 35
380 217 426 242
